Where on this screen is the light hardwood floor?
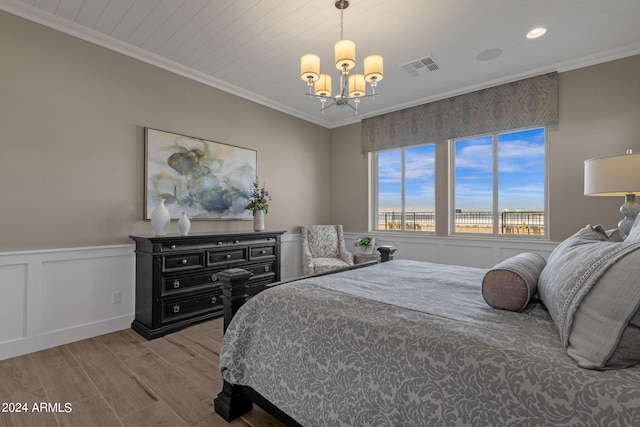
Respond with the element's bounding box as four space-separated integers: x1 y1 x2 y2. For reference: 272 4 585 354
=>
0 317 285 427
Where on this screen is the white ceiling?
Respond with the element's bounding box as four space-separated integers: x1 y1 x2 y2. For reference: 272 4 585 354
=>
3 0 640 129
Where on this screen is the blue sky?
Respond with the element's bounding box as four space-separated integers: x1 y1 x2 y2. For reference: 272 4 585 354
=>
378 127 545 212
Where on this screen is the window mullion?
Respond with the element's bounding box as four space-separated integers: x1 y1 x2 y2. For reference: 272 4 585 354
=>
401 148 406 231
493 133 499 235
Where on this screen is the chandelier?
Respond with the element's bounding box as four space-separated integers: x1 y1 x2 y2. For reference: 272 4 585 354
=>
300 0 383 114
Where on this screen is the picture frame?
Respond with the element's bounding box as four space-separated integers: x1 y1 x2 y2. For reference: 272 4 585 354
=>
145 128 256 220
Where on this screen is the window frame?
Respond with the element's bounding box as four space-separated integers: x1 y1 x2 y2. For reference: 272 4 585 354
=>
370 126 548 239
449 126 548 238
371 144 436 233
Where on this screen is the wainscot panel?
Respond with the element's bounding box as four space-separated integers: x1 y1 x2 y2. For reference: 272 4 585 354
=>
0 245 135 361
344 233 558 268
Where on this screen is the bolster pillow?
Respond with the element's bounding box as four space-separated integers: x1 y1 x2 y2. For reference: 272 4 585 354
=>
482 252 546 312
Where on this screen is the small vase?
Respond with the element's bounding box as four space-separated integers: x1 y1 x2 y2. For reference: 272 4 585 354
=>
178 212 191 236
253 209 265 231
361 238 376 255
150 199 170 236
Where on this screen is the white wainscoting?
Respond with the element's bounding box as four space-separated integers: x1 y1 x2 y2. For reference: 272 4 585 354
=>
0 245 136 361
343 232 558 268
0 233 556 360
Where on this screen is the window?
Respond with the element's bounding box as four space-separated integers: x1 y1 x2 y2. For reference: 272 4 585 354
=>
374 144 435 231
371 127 546 237
452 127 546 236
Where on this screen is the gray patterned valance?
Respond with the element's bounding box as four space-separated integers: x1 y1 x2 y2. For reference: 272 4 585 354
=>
361 72 558 153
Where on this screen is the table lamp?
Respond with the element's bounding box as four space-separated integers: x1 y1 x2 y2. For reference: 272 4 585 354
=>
584 150 640 238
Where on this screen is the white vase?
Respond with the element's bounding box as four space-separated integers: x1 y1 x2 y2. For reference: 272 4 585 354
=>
361 238 376 255
253 209 265 231
150 199 170 236
178 212 191 236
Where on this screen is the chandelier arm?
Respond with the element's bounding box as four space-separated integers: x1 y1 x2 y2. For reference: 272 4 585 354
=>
321 101 337 111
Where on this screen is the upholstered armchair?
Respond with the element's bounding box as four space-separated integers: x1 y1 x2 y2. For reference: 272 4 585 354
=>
301 225 354 275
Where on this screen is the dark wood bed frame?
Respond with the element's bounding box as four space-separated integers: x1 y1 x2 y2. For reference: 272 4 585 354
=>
213 246 398 425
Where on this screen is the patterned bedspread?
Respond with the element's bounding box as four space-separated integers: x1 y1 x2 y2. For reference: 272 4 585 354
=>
220 260 640 426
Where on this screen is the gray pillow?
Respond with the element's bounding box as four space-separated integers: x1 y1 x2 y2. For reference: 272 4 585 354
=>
482 253 546 312
538 224 640 369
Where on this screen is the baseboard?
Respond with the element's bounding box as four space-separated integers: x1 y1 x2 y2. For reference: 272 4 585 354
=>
0 314 134 361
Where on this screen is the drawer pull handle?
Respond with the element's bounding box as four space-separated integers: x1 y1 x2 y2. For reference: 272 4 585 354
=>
264 266 270 272
217 241 223 245
234 240 240 244
260 250 266 254
225 254 231 259
211 296 217 304
211 274 218 282
170 244 176 249
181 259 188 265
173 305 180 313
173 280 180 289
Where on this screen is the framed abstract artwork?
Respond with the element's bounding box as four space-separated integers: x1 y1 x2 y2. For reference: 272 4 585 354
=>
145 128 256 220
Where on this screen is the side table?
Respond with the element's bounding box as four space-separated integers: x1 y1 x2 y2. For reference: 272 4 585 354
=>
353 253 380 264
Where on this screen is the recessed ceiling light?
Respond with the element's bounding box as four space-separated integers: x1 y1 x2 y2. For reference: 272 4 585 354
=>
527 27 547 39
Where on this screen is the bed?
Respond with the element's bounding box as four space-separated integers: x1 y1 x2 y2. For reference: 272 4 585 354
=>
214 224 640 426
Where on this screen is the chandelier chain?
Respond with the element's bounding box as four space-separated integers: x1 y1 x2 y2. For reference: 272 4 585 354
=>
340 6 344 39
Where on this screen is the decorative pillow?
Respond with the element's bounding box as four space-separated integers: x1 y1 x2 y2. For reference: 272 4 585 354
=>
482 253 546 312
538 224 640 369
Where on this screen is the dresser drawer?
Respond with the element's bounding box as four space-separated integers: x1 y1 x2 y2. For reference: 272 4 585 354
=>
162 252 204 272
161 291 222 323
245 261 276 280
207 248 247 266
249 245 275 260
161 271 221 296
231 235 278 246
160 239 226 252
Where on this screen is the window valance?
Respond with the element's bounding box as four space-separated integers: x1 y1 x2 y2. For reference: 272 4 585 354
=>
361 72 558 154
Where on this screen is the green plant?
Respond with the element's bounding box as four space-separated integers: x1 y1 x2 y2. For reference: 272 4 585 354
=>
354 236 374 248
244 178 271 214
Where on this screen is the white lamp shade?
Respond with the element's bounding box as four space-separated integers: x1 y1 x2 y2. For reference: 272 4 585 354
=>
364 54 384 83
300 54 320 82
584 153 640 196
335 40 356 71
314 74 332 97
348 74 366 97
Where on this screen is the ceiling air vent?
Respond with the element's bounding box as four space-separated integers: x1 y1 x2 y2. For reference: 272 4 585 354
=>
400 56 440 76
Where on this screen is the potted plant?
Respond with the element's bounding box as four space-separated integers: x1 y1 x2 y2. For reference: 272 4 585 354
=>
354 236 376 254
245 178 271 231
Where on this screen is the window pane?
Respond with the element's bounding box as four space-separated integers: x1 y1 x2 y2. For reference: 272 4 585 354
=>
376 150 402 230
404 145 435 231
454 135 493 233
498 127 545 236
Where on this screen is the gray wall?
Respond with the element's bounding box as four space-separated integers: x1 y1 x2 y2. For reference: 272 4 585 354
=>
0 11 331 251
330 54 640 242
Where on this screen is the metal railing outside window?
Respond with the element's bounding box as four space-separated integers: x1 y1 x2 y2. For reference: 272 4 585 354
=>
377 211 544 234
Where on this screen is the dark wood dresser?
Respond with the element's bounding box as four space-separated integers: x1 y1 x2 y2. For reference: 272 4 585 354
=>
130 230 286 339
